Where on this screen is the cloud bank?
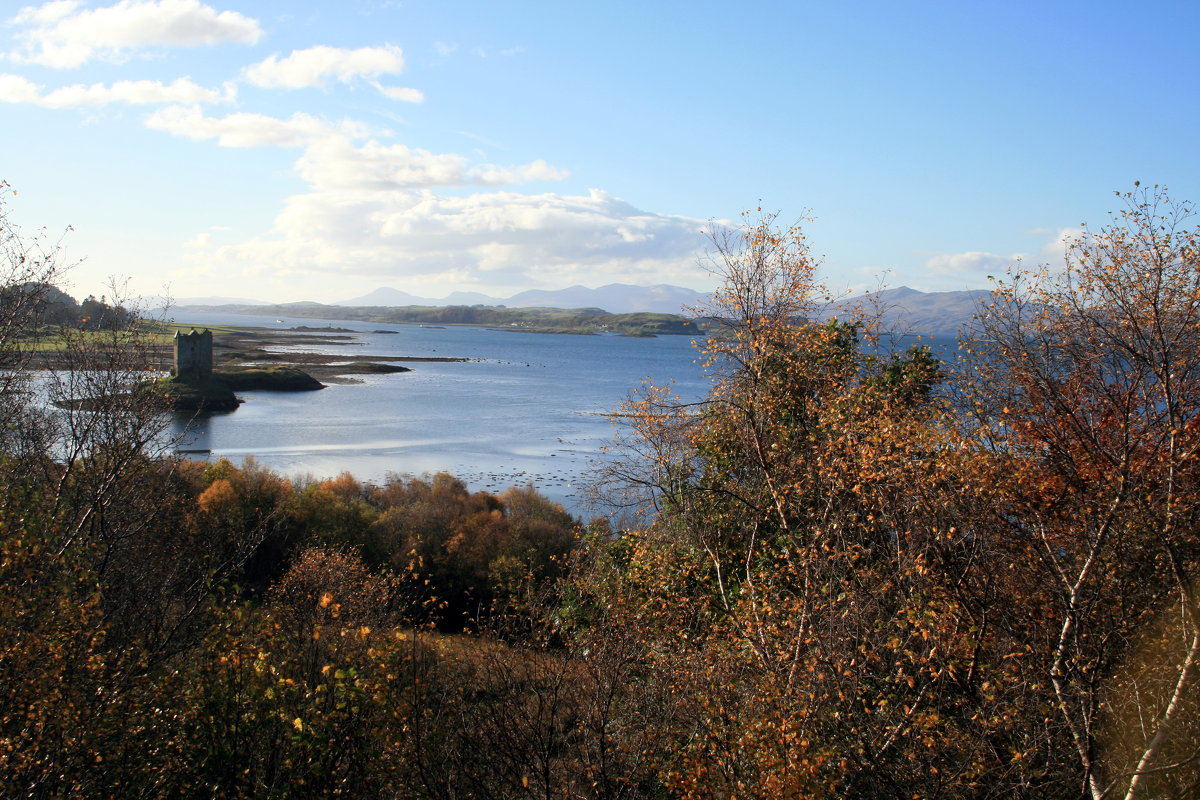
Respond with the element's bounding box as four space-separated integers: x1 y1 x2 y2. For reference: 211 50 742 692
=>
922 227 1086 278
8 0 261 67
245 44 400 88
151 105 708 290
199 188 710 290
0 73 233 106
243 44 422 102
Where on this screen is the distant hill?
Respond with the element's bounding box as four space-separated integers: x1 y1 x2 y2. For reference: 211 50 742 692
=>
335 287 429 306
442 290 498 305
506 284 709 314
175 301 695 336
169 282 992 338
336 283 711 315
828 286 991 337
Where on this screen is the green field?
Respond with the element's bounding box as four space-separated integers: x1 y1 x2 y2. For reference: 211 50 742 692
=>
15 320 241 351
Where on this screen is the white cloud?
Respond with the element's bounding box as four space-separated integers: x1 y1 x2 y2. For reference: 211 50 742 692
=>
0 73 233 106
244 44 406 89
144 105 366 147
148 106 567 188
0 74 42 103
197 188 712 290
152 107 707 292
921 228 1085 279
11 0 80 26
8 0 261 68
924 250 1015 276
295 136 568 191
1040 226 1084 263
371 82 423 103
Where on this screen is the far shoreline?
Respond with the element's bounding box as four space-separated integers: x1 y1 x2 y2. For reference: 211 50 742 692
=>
167 301 699 337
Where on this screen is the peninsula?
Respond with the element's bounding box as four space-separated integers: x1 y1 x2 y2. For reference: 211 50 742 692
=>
153 325 467 412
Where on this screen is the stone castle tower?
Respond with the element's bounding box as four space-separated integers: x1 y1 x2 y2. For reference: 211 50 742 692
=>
174 329 213 382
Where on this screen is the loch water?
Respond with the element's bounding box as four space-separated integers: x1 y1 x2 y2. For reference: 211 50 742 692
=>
166 312 712 516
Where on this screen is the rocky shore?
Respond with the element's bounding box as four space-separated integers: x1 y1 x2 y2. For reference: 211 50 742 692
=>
212 327 469 385
158 326 474 412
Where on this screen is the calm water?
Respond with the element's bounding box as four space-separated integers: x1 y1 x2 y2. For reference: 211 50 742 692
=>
166 312 711 515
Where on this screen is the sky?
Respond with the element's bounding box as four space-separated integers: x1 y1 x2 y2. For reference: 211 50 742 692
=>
0 0 1197 305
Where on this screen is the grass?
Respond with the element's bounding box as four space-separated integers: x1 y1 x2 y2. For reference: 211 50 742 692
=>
142 321 241 337
15 321 241 352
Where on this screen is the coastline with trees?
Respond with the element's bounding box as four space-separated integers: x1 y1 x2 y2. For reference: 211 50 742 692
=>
2 185 1199 797
172 301 699 337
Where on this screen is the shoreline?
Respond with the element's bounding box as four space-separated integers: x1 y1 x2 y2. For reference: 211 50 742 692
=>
170 303 697 337
213 326 472 385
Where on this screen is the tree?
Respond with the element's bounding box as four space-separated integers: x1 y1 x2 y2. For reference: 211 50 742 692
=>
79 293 130 330
0 187 263 795
0 182 71 440
964 184 1200 798
585 194 1200 797
581 212 1012 798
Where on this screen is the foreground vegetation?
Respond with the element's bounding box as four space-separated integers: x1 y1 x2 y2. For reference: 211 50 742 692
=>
3 184 1199 798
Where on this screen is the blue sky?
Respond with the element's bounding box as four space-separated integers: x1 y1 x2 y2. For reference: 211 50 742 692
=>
1 0 1197 304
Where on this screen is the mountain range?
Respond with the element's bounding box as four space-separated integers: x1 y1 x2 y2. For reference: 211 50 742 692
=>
165 283 992 338
335 283 710 315
827 286 990 337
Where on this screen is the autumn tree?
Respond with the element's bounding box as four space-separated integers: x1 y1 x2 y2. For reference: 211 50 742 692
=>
579 212 1020 798
964 184 1200 798
0 188 265 795
0 181 71 445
